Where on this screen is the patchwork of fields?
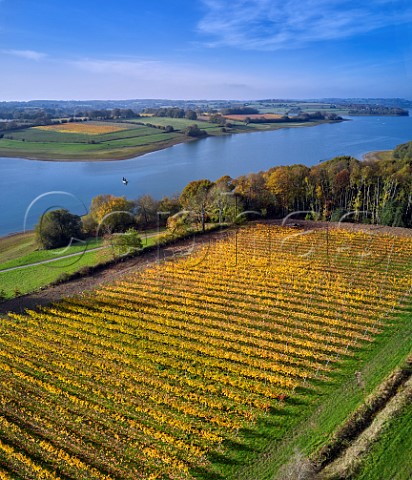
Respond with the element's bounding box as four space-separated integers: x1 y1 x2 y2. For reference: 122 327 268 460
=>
0 121 186 160
0 113 332 160
0 225 411 479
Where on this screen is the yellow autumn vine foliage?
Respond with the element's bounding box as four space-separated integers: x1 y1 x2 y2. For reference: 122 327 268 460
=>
1 225 412 479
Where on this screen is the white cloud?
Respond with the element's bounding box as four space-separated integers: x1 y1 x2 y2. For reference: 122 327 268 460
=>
2 53 409 100
68 57 264 99
71 58 166 77
2 49 47 60
198 0 412 50
71 57 251 86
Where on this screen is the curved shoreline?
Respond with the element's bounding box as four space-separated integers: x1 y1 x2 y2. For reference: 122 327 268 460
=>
0 135 194 162
0 119 341 162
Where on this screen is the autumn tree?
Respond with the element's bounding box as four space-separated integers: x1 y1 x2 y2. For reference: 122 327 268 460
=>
134 194 160 229
265 165 309 214
179 179 215 232
233 172 272 214
166 211 194 236
157 195 181 227
209 175 239 223
84 194 136 235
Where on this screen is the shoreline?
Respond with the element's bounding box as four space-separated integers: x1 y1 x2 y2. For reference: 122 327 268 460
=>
362 149 392 162
0 119 342 163
0 142 394 241
0 135 194 162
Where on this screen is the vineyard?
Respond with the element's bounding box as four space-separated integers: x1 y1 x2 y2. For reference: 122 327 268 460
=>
0 225 412 479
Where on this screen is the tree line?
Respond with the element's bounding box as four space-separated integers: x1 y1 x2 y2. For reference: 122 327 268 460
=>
0 106 138 121
35 140 412 249
0 108 139 134
245 111 342 124
347 105 408 116
142 107 198 120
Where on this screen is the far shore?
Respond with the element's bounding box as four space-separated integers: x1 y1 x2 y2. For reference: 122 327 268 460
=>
0 119 343 163
0 144 394 241
0 135 192 162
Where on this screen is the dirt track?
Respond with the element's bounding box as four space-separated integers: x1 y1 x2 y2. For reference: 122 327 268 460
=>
1 220 412 315
0 229 229 314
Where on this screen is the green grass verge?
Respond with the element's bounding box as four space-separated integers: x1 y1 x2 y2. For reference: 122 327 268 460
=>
204 305 412 480
0 237 102 270
0 248 111 297
0 232 36 264
0 234 159 299
353 401 412 480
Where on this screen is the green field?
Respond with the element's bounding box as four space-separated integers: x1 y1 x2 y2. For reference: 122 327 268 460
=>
0 248 110 298
0 232 37 264
132 116 219 131
354 401 412 480
0 236 102 270
0 234 106 298
0 115 339 161
0 121 187 160
0 232 157 299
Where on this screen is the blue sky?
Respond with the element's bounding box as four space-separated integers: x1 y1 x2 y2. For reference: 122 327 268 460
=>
0 0 411 100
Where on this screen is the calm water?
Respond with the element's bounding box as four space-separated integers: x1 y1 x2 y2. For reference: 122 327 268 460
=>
1 114 411 236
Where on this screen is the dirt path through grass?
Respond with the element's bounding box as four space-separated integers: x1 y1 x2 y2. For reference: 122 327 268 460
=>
0 229 228 314
2 220 412 316
315 364 412 479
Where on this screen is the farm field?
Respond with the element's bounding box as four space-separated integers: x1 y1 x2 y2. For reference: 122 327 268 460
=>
223 114 282 121
0 113 341 160
34 122 128 135
130 117 219 132
0 225 411 479
0 121 186 160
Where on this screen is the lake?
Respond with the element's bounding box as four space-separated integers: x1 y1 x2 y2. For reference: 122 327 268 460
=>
1 114 411 236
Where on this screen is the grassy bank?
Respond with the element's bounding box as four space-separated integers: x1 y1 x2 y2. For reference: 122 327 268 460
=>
0 236 102 270
362 150 393 162
0 248 110 298
0 231 36 264
215 303 412 480
0 232 157 299
0 120 187 160
0 118 339 161
354 400 412 480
